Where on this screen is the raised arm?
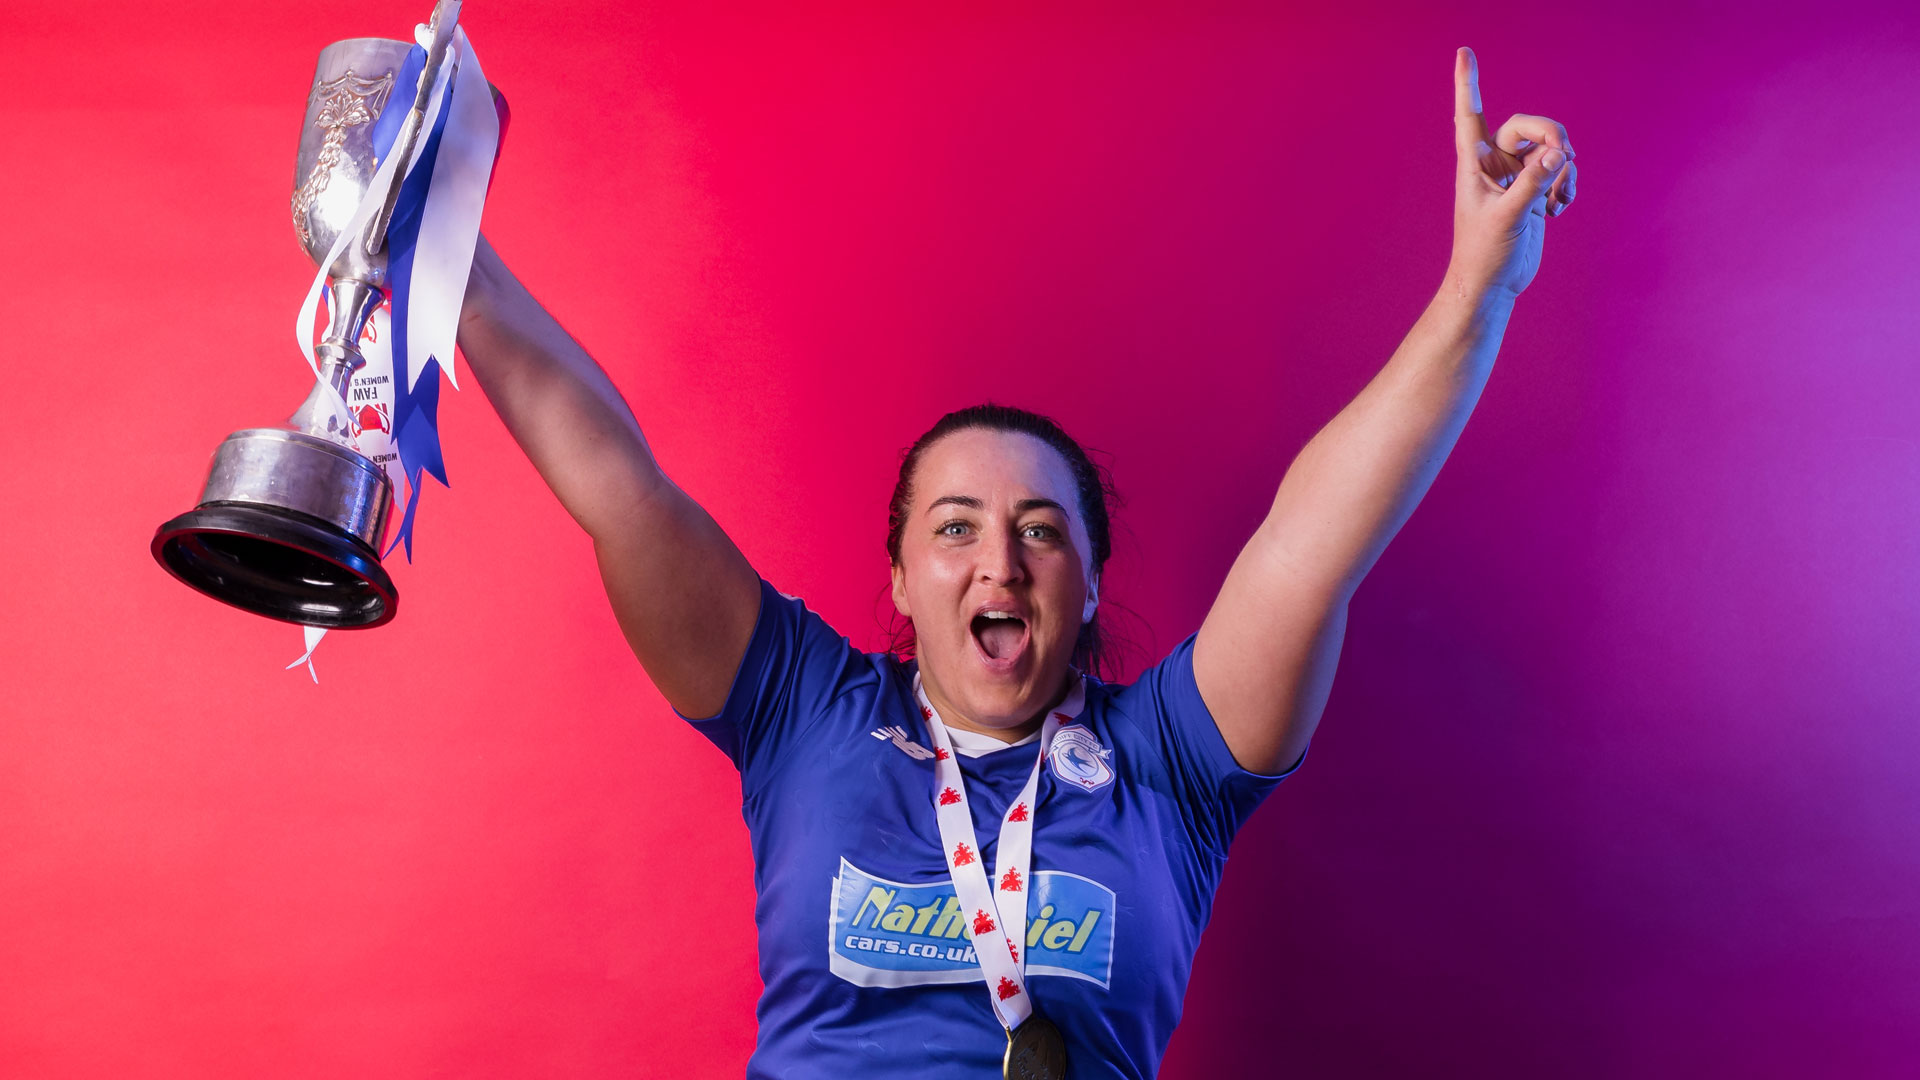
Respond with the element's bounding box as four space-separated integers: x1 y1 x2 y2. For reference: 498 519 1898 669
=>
457 235 761 718
1193 47 1578 773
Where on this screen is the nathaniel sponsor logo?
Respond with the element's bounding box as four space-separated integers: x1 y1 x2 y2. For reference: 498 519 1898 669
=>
829 858 1115 990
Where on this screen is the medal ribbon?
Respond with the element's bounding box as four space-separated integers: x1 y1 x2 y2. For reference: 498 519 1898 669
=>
913 673 1086 1033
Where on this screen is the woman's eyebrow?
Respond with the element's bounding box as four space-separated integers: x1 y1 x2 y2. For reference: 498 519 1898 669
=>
927 495 1066 515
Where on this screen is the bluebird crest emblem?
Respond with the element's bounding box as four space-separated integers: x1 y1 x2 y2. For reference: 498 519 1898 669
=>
1047 724 1114 792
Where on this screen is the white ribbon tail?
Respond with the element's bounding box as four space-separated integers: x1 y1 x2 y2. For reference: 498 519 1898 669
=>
285 625 329 683
405 27 497 392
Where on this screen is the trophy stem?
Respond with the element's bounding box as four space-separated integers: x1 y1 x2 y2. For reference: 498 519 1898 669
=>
290 277 385 441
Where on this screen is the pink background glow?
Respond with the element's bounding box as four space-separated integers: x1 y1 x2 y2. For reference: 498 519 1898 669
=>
4 1 1916 1076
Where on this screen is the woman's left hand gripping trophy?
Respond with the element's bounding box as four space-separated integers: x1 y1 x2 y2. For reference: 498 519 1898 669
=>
153 0 502 632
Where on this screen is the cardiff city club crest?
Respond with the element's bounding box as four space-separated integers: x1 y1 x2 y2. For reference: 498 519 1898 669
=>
1048 724 1114 792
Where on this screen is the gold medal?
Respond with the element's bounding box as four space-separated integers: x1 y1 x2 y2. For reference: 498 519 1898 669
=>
1004 1013 1068 1080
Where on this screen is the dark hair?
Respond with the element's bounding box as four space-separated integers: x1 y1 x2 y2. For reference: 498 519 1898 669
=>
884 403 1124 680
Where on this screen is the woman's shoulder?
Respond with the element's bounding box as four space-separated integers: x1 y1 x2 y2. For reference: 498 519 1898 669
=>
1082 632 1201 714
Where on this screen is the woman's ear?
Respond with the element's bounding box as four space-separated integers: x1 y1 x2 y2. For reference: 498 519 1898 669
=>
1082 575 1100 624
891 562 912 618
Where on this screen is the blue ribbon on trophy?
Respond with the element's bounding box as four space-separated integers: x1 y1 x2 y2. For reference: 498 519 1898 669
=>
376 39 452 563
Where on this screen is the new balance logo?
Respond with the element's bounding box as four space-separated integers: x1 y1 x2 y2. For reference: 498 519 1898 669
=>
871 726 936 761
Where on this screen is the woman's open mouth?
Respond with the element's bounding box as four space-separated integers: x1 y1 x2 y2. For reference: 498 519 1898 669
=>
970 611 1031 671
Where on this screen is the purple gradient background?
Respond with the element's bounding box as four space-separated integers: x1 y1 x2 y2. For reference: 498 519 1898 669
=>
2 2 1915 1076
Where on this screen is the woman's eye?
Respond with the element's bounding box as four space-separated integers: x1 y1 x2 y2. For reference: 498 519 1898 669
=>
938 521 970 537
1022 524 1060 540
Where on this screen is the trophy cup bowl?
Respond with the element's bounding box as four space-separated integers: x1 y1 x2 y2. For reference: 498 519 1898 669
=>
152 36 439 629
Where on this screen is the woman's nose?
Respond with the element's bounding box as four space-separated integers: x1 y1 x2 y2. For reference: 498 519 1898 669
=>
976 528 1025 586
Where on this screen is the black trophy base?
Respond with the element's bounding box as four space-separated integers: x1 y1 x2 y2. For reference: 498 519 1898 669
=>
152 503 398 629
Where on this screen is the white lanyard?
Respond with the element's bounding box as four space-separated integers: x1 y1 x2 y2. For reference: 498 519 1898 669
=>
913 672 1087 1033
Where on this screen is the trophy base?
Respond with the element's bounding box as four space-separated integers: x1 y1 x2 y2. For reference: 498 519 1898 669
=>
152 503 398 628
153 426 398 628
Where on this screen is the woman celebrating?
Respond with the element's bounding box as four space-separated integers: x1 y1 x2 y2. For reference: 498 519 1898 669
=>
456 46 1574 1080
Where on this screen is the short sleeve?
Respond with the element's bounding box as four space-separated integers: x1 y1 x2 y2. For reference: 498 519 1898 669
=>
674 578 871 791
1110 631 1306 855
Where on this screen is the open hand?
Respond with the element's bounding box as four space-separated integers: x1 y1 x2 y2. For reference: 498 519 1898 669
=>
1448 47 1577 302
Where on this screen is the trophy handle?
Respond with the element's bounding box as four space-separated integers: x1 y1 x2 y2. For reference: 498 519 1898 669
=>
365 0 464 257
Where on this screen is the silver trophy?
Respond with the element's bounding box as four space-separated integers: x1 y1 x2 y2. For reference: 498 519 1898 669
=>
153 4 477 628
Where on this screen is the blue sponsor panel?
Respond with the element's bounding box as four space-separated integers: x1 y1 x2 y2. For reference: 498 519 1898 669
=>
828 858 1115 990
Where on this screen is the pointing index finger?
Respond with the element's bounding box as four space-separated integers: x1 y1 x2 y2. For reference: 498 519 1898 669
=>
1455 47 1482 117
1455 47 1490 148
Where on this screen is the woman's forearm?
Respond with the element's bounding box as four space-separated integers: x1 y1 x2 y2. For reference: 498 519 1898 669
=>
1257 274 1515 602
456 235 669 540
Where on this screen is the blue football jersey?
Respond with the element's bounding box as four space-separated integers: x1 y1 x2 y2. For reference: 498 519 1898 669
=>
680 579 1302 1079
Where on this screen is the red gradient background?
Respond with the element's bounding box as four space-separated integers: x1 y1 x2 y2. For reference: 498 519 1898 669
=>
4 2 1917 1076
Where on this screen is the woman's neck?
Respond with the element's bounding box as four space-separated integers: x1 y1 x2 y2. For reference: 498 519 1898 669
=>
919 668 1074 744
